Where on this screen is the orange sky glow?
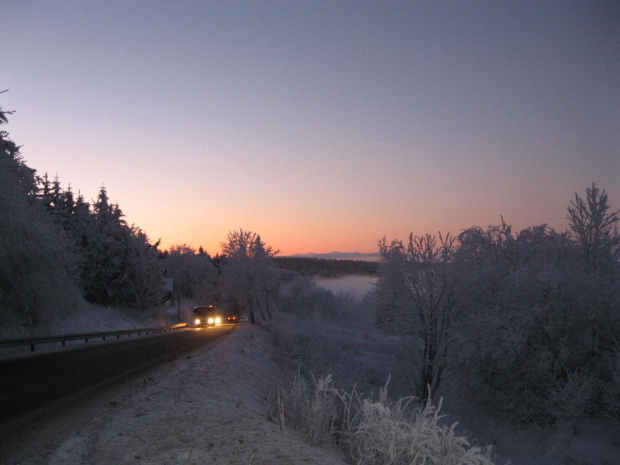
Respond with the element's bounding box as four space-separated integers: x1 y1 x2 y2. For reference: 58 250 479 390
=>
2 2 618 256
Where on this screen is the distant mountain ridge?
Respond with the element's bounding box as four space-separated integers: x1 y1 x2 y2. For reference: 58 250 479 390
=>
290 251 380 261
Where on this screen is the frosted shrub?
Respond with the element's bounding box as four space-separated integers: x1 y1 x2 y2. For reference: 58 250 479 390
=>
545 369 594 420
267 312 371 390
601 346 620 418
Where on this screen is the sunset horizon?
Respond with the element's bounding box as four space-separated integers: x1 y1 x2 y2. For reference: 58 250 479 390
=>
2 1 617 257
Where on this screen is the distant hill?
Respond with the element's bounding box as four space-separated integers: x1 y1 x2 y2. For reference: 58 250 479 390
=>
290 251 380 262
275 254 379 277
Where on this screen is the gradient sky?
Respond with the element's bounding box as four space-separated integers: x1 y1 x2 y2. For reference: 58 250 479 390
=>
2 1 619 255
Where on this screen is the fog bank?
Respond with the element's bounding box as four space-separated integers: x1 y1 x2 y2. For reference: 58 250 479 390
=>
313 275 378 301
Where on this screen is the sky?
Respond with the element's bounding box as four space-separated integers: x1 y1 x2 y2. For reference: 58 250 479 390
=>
2 1 619 256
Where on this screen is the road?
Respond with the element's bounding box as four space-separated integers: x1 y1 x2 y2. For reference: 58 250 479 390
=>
0 325 235 431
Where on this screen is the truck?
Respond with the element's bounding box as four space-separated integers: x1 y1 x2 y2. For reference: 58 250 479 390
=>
193 305 222 327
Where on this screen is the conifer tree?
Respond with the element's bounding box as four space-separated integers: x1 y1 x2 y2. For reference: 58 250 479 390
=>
78 185 131 304
0 106 80 331
76 185 164 308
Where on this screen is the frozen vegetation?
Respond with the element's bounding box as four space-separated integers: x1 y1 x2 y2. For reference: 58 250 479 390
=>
2 105 620 463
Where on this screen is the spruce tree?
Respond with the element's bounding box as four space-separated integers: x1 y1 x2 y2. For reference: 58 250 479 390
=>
0 106 81 332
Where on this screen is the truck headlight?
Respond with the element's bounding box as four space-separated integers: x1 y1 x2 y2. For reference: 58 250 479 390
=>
195 318 201 325
207 317 214 325
215 317 222 324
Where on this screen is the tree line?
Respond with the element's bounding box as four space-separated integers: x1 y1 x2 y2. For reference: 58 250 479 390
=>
274 256 378 277
1 107 167 326
371 186 619 424
0 106 284 331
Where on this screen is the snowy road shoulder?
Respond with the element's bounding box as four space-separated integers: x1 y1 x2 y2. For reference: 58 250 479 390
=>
1 324 347 465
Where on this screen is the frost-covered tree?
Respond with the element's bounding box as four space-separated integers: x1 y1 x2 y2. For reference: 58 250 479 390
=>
0 106 81 331
164 244 217 306
77 185 164 308
37 172 53 210
456 210 620 424
373 196 619 425
567 183 619 273
566 184 620 415
455 223 572 423
376 233 461 400
250 233 280 320
79 185 128 303
120 227 165 309
219 229 280 323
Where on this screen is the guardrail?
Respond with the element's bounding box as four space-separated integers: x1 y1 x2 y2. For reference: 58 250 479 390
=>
0 323 188 352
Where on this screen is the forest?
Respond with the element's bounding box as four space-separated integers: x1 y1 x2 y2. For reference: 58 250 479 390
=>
274 256 378 277
2 105 619 463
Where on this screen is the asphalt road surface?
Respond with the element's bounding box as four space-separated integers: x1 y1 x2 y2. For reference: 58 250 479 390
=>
0 325 235 432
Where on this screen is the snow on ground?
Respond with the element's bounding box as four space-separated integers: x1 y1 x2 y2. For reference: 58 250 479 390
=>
0 323 347 465
2 302 619 465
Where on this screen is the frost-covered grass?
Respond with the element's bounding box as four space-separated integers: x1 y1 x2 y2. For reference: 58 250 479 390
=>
275 371 339 447
348 395 493 465
274 371 494 464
